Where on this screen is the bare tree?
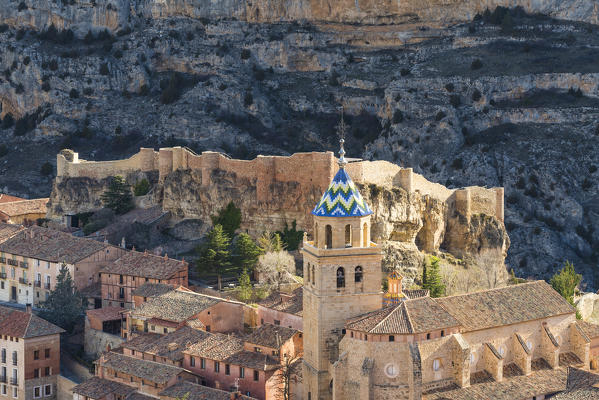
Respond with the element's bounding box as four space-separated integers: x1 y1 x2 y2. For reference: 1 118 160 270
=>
256 250 296 291
272 355 302 400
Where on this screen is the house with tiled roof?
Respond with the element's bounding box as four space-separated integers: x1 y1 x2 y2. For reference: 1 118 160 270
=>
95 351 195 398
159 381 257 400
99 250 187 309
131 282 175 308
0 224 24 245
0 305 63 400
183 332 281 400
243 324 302 361
257 288 303 331
122 288 244 338
0 198 48 226
0 226 126 306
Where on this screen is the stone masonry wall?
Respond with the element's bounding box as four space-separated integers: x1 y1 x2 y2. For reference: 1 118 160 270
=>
54 146 503 222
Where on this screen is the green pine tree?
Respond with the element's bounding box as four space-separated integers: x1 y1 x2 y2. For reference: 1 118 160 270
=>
259 232 285 253
100 175 133 215
550 260 581 305
39 264 86 333
276 220 304 251
211 201 242 238
234 233 262 272
423 256 445 298
238 269 253 303
196 224 232 286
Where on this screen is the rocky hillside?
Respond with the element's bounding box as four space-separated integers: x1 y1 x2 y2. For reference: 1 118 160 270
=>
0 6 597 286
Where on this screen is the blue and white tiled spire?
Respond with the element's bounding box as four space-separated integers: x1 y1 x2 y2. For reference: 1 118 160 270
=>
311 117 373 218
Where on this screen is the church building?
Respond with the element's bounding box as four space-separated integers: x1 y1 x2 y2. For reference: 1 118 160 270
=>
302 138 599 400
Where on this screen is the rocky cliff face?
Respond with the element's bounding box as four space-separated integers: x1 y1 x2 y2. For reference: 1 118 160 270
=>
1 7 597 288
48 161 509 293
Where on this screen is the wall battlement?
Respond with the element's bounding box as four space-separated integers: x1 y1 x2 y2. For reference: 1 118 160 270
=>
55 147 504 222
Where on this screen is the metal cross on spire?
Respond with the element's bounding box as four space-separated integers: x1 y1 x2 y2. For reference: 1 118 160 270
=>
337 107 348 169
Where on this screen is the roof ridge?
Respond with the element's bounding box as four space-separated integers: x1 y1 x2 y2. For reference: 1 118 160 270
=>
373 303 406 333
402 301 415 333
434 280 543 301
347 304 398 328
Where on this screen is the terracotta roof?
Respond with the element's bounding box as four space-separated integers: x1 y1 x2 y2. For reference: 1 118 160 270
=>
72 377 135 399
0 198 48 217
185 333 245 360
404 289 430 299
346 296 460 334
552 367 599 399
80 282 101 298
258 287 303 316
101 250 186 280
576 321 599 339
132 283 176 298
101 352 183 384
130 289 221 323
160 381 257 400
0 223 24 243
246 323 298 349
424 366 569 400
0 226 114 263
0 194 24 204
224 350 280 371
126 393 156 400
0 306 64 338
92 206 168 237
122 327 211 362
435 281 575 332
86 307 124 322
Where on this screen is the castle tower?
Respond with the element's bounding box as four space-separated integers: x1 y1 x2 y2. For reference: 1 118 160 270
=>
302 134 383 400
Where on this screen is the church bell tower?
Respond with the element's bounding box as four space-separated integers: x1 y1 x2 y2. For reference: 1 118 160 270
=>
302 131 383 400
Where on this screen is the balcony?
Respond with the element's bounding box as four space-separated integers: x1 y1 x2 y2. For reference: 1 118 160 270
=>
44 282 51 290
0 375 6 383
0 257 5 263
12 359 17 366
0 273 6 279
7 260 17 267
19 262 28 269
10 377 17 385
18 278 28 285
34 281 41 288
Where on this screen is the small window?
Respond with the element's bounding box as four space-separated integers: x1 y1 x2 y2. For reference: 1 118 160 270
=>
44 367 50 376
225 364 230 375
12 387 17 398
350 331 354 338
214 361 220 373
426 333 431 340
34 369 39 378
526 340 533 351
354 266 363 283
433 359 441 371
33 350 39 360
200 358 206 369
441 330 445 337
336 267 345 288
365 335 368 341
274 320 280 326
190 357 195 367
389 335 395 342
254 347 261 353
253 370 259 381
205 325 211 332
163 328 168 334
44 385 51 396
344 225 352 247
240 367 245 378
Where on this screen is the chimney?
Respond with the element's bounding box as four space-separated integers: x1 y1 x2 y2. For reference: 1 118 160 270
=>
25 304 32 314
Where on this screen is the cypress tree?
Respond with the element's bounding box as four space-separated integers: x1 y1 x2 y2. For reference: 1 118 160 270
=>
100 175 133 214
196 224 232 288
39 264 86 333
423 256 445 298
234 233 262 272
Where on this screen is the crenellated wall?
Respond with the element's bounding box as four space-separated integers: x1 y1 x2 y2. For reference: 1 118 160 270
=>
55 147 503 223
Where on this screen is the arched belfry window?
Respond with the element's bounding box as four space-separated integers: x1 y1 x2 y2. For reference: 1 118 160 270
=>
363 223 368 247
314 223 318 246
337 267 345 288
345 225 352 247
355 266 363 283
311 265 315 284
306 264 310 283
325 225 333 249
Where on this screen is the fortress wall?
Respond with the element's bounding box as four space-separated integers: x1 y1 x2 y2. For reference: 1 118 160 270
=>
55 146 503 221
56 148 158 180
